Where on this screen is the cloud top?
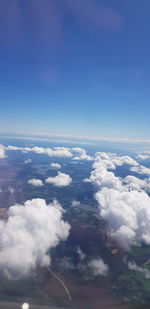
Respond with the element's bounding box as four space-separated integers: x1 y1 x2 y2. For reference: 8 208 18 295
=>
0 198 70 279
88 151 150 249
28 178 43 187
88 257 109 277
46 172 72 187
50 162 62 169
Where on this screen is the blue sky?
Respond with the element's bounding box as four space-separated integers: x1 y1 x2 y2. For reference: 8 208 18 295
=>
0 0 150 140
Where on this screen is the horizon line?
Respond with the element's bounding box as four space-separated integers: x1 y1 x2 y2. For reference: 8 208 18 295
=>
0 130 150 144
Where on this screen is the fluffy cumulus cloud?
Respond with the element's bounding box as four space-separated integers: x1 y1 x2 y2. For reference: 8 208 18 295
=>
46 172 72 187
71 200 80 207
50 162 62 169
130 165 150 176
72 147 93 161
6 144 94 161
88 151 150 250
88 258 109 277
137 154 150 160
0 199 70 279
28 178 43 187
0 145 6 159
94 152 138 170
6 145 73 158
124 175 150 191
89 165 123 191
96 188 150 249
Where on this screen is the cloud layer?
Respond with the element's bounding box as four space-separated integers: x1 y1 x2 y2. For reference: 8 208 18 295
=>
0 198 70 279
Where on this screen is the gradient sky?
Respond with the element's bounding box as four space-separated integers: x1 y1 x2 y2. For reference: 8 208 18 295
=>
0 0 150 139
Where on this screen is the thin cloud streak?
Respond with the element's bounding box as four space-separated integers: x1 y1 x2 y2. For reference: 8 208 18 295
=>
1 131 150 144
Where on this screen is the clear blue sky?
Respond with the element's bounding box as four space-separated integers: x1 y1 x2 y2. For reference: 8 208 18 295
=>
0 0 150 139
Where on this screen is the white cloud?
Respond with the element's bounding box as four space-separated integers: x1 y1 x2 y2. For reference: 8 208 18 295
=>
88 258 109 276
0 145 6 159
88 151 150 250
77 247 86 261
72 148 93 161
6 145 73 158
0 198 70 279
83 178 91 183
3 132 150 144
6 144 94 161
46 172 72 187
96 187 150 249
94 152 138 170
130 165 150 176
28 178 43 187
71 200 80 207
50 163 62 169
124 175 150 191
87 152 139 191
89 165 124 191
24 158 32 164
137 154 150 160
128 262 150 279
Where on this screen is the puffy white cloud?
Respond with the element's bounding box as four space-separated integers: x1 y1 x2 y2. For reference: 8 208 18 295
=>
130 165 150 176
6 145 73 158
96 187 150 249
71 200 80 207
124 175 150 191
128 262 150 279
88 151 150 250
50 163 62 169
77 247 86 261
24 158 32 164
137 154 150 160
6 144 94 161
72 148 93 161
46 172 72 187
0 145 6 159
94 152 138 170
0 199 70 279
28 178 43 187
89 166 124 191
88 258 109 276
87 152 139 191
83 178 91 183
